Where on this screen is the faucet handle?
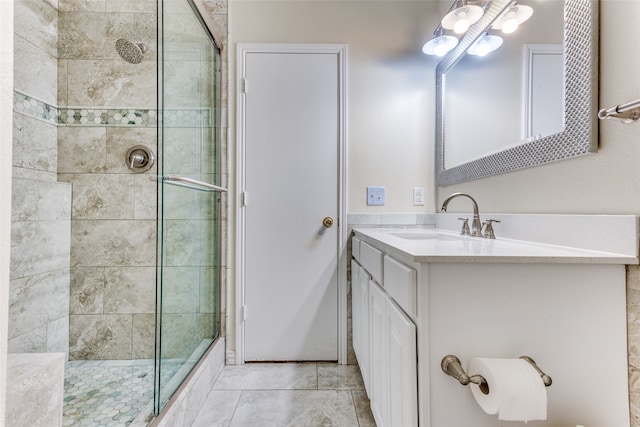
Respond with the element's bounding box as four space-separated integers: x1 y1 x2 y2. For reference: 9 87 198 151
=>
482 219 501 239
457 218 470 236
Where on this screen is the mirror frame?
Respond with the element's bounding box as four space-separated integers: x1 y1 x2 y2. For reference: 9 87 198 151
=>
436 0 599 186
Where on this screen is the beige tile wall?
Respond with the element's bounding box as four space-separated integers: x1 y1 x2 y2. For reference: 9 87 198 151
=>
10 0 72 357
55 0 157 360
628 266 640 426
57 20 158 358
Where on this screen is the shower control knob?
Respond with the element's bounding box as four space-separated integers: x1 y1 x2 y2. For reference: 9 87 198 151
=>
126 145 155 173
130 153 145 168
322 217 334 228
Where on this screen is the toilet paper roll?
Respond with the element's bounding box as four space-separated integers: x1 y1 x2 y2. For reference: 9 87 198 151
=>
468 357 547 422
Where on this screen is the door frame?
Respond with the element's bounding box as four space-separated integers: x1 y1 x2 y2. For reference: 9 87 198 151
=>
235 43 348 364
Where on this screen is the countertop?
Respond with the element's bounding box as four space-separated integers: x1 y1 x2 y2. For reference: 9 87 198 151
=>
353 227 638 264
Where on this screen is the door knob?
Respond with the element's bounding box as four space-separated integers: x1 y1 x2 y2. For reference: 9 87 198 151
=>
322 217 334 228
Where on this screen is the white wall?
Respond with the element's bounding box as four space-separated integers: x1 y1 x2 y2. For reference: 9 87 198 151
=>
228 0 640 216
0 0 13 422
229 0 438 214
227 0 640 359
436 0 640 215
228 0 441 363
229 0 640 218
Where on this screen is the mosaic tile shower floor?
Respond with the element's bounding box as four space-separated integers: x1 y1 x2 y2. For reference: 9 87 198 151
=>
63 360 181 427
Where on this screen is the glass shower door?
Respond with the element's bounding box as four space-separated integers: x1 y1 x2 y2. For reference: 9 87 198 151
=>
155 0 223 414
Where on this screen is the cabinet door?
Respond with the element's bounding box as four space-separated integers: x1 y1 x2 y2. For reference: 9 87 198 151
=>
358 265 370 392
369 280 388 427
387 300 418 427
383 255 417 318
351 259 361 362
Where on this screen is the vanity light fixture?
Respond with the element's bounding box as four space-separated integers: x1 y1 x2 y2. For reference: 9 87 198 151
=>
422 0 532 57
441 0 484 35
467 33 503 56
423 27 459 57
492 2 534 34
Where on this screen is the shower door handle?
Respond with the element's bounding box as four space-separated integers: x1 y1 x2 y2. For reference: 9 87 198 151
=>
151 175 228 192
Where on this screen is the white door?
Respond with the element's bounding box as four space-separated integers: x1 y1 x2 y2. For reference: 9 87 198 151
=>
524 44 564 139
240 45 344 361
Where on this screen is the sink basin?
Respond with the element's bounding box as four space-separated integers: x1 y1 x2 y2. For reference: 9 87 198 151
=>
389 232 461 241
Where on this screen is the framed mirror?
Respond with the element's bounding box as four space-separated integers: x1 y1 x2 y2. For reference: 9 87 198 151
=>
435 0 599 186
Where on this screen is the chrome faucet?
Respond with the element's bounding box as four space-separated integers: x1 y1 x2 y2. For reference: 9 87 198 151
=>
441 192 483 237
482 219 501 239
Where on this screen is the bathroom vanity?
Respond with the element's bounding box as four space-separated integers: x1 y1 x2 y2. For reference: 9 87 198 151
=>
351 215 638 427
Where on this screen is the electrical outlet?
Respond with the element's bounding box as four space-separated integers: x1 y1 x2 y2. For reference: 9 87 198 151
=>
367 186 385 206
413 187 425 206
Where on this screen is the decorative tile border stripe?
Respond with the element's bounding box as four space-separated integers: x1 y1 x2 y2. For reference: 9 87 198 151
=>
59 107 157 127
13 91 58 125
13 91 212 128
163 108 211 128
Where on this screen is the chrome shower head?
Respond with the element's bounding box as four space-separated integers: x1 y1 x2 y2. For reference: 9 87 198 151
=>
115 38 146 64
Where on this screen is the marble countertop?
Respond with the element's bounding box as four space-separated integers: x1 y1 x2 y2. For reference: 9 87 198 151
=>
353 227 638 264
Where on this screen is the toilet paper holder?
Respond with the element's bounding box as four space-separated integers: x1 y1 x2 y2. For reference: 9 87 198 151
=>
441 355 552 394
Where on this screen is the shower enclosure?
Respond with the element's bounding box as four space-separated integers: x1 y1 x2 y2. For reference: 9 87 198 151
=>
10 0 222 423
154 0 224 414
65 0 223 422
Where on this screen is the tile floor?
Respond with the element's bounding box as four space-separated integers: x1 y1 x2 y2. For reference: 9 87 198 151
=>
63 361 375 426
191 363 376 427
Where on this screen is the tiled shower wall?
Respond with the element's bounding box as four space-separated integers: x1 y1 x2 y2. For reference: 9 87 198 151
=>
11 0 158 359
10 0 71 356
57 0 158 360
628 266 640 425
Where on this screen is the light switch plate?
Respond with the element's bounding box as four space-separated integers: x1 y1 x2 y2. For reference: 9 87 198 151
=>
367 186 385 206
413 187 425 206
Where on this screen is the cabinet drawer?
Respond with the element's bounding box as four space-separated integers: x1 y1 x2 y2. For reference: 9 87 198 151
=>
360 241 384 285
352 237 361 261
383 255 417 318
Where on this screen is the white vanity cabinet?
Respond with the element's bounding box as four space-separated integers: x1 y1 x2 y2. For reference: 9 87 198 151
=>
352 223 636 427
351 259 370 392
383 283 418 427
368 280 388 425
351 260 360 365
352 240 418 427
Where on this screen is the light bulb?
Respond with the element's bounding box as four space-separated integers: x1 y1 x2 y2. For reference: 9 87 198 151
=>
467 34 503 56
422 35 458 56
434 42 449 57
453 12 470 34
501 11 519 33
476 40 491 56
492 5 534 33
441 4 483 34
